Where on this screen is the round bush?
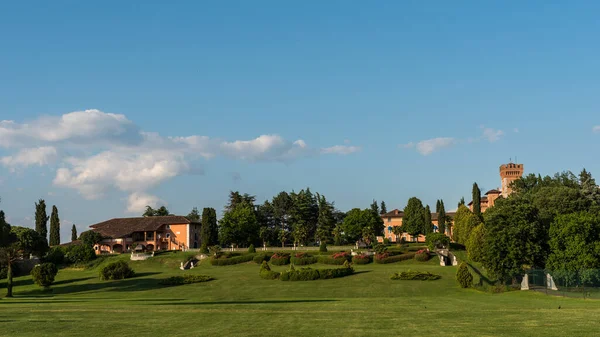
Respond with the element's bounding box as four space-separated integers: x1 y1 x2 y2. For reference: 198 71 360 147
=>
65 244 96 264
31 263 58 288
45 246 66 265
99 260 135 280
456 262 473 288
248 244 256 253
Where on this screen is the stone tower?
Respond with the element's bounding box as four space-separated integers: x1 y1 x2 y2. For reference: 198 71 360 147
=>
500 162 524 198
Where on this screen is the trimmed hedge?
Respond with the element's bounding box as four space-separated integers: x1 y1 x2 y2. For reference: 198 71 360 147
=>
291 252 317 265
259 261 280 280
280 265 354 281
210 253 255 266
270 253 291 266
253 253 272 264
414 249 431 262
317 252 351 265
391 270 441 281
374 252 416 264
352 254 372 264
99 260 135 280
160 274 213 285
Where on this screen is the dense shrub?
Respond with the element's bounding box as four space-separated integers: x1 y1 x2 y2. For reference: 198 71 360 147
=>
210 253 255 266
99 260 135 280
352 254 372 264
456 262 473 288
318 252 351 265
375 252 416 264
280 265 354 281
45 246 66 265
248 244 256 253
383 238 390 245
65 244 96 264
374 244 388 254
414 249 431 262
319 242 327 252
290 252 317 265
31 263 58 288
390 270 441 281
200 243 209 254
253 253 272 264
159 274 213 285
270 253 291 266
259 261 280 280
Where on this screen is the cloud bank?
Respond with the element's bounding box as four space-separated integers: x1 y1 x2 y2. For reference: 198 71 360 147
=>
400 126 505 156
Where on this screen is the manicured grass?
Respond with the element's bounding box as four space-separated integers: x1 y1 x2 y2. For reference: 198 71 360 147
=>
1 251 599 337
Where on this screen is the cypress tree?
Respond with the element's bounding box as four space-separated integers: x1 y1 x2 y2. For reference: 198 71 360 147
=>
380 201 387 215
472 183 482 217
438 200 446 235
423 205 433 234
35 199 49 241
201 207 219 246
49 206 60 246
436 199 441 213
458 197 465 208
71 224 77 242
370 199 379 215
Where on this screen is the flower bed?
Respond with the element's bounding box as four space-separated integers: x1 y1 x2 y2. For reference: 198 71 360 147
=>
414 249 431 262
390 270 441 281
280 265 354 281
270 253 291 266
374 252 416 264
318 252 351 265
290 252 318 265
253 252 273 264
352 254 372 264
210 253 255 266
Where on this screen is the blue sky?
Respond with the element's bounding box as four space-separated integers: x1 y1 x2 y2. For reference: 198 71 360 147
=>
1 1 600 242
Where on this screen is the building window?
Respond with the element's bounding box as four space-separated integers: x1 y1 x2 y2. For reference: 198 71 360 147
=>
387 226 393 233
166 233 171 239
387 217 391 222
166 225 171 229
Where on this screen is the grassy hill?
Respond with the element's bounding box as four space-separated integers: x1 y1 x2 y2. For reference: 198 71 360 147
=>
1 251 599 337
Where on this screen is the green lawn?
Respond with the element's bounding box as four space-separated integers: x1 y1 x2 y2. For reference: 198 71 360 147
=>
0 252 598 337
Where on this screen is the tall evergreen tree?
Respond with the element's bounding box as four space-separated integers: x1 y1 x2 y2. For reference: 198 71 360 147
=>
458 197 465 208
438 200 446 235
403 197 426 241
380 201 387 214
289 189 318 245
71 224 77 242
35 199 48 241
472 183 482 217
186 207 201 222
423 205 433 234
201 207 218 246
370 199 379 215
0 210 13 248
49 206 60 246
272 191 293 246
315 194 335 243
436 199 441 213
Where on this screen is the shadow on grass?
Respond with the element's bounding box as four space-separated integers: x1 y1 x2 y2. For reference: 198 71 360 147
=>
53 277 96 285
466 262 495 286
352 270 372 275
154 299 338 306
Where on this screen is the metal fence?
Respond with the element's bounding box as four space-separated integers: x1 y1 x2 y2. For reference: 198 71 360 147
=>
523 269 600 299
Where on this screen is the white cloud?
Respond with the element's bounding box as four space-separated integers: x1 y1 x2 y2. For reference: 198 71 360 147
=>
415 137 456 155
399 142 415 149
126 192 164 214
0 109 141 148
481 127 504 142
593 126 600 133
320 145 361 155
1 146 58 169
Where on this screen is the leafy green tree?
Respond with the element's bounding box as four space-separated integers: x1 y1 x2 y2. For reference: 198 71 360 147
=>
143 206 171 217
437 200 446 235
201 208 218 246
392 225 404 242
370 199 379 215
11 226 48 258
426 232 450 250
49 205 60 246
79 230 104 247
361 226 375 246
458 197 465 208
466 224 485 263
219 204 259 247
546 212 600 286
225 191 256 213
0 244 19 297
403 197 426 241
380 201 387 215
483 197 547 282
423 205 433 235
71 224 77 242
35 199 49 242
272 191 293 246
289 189 318 245
452 205 472 243
341 208 383 243
186 207 201 222
472 183 481 217
0 210 13 248
31 262 58 289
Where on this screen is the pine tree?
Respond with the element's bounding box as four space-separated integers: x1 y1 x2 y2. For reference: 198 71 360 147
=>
71 224 77 242
438 200 446 235
370 199 379 215
186 207 201 222
49 206 60 246
472 183 482 217
35 199 48 241
458 197 465 208
380 201 387 214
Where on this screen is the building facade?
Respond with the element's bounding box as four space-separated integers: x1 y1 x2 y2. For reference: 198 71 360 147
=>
378 209 455 243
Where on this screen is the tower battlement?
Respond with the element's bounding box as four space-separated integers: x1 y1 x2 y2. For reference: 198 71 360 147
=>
500 162 524 197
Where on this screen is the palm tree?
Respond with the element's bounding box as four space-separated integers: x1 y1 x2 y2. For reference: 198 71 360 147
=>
0 244 19 297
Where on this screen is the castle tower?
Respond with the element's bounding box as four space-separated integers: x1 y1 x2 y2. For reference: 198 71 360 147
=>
500 162 524 198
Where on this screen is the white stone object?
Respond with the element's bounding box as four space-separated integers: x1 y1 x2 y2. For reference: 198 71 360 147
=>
521 275 529 290
546 273 558 291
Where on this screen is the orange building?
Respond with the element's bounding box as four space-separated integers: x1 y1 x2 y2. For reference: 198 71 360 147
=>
379 209 455 243
89 216 201 254
469 162 524 212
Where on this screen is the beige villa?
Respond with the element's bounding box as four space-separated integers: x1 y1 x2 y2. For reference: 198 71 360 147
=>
89 216 201 254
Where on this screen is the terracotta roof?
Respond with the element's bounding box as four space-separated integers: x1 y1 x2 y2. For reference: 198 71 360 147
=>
90 216 192 238
485 189 501 195
468 196 488 206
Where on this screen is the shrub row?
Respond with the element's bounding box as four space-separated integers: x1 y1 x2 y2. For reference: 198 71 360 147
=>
259 261 281 280
159 274 213 285
414 249 431 262
291 256 318 265
390 270 441 281
270 253 291 265
317 252 351 265
253 253 272 264
352 254 372 264
374 252 416 264
99 260 135 280
210 254 255 266
280 265 354 281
